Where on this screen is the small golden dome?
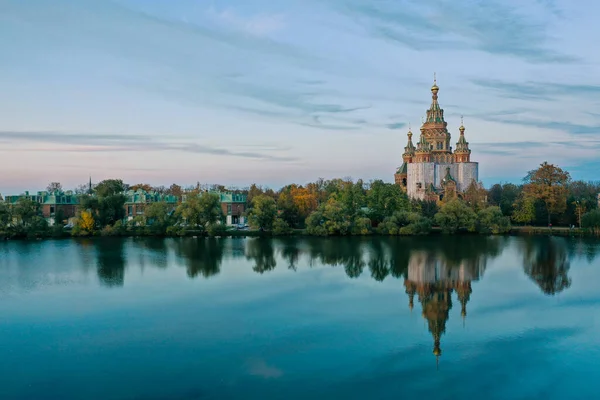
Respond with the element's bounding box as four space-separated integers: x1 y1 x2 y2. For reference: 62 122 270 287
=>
433 347 441 356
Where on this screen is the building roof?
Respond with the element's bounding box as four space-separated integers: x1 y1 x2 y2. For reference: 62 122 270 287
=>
217 192 247 203
442 167 456 183
124 189 179 204
396 162 408 175
3 190 79 205
181 191 247 204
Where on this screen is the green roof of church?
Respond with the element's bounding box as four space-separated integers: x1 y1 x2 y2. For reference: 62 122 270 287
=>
396 162 408 175
442 167 456 183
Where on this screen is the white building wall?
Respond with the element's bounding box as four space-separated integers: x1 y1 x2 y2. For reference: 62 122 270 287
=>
407 161 479 199
407 162 435 200
457 162 479 192
433 163 458 188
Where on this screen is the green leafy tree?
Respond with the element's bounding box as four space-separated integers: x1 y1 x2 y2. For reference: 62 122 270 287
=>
277 186 301 228
366 180 410 225
51 208 66 237
512 194 536 225
246 183 265 209
351 216 372 235
434 199 477 234
12 198 40 227
377 211 431 235
198 193 222 228
26 216 49 239
144 202 175 235
0 202 11 234
248 195 277 231
477 206 511 234
94 179 125 197
410 199 439 219
487 183 503 206
336 179 366 219
499 183 521 217
581 209 600 235
98 194 127 227
176 193 222 232
305 197 352 236
272 217 293 236
79 181 126 230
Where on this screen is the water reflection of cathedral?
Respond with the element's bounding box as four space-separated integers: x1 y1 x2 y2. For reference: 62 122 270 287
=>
403 251 486 364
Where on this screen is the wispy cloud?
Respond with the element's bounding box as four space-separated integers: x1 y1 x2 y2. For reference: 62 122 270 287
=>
207 7 286 36
476 139 600 159
0 131 297 161
471 79 600 100
485 117 600 135
386 122 406 130
334 0 577 63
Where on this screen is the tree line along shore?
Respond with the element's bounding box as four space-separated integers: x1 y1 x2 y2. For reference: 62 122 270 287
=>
1 161 600 240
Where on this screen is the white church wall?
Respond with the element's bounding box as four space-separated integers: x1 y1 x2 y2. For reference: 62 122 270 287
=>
407 161 479 199
407 162 435 200
433 163 459 188
457 162 479 191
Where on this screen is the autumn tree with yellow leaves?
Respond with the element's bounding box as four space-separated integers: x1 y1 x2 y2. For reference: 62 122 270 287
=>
522 162 571 225
78 210 95 233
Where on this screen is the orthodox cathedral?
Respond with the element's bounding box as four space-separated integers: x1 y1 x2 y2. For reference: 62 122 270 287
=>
395 77 478 201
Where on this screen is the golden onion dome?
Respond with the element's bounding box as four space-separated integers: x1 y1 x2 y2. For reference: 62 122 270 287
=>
431 73 439 92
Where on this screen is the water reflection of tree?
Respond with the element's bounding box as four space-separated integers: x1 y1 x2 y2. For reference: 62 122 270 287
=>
95 238 126 287
368 240 389 282
305 238 366 278
299 236 507 281
521 237 571 295
277 238 300 271
565 237 600 264
134 238 169 269
245 238 276 274
173 238 224 278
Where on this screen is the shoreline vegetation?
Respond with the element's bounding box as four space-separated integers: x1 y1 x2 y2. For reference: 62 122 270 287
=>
1 161 600 240
0 225 590 241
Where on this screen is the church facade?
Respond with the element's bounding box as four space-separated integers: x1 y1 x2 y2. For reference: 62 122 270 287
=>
395 78 478 201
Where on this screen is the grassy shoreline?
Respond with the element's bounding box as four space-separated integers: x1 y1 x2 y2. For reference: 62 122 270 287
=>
1 225 596 240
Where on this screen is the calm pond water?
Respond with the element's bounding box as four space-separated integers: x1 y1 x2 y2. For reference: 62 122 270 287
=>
1 235 600 399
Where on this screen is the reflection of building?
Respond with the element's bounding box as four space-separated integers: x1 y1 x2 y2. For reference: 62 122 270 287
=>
403 251 485 365
394 77 479 201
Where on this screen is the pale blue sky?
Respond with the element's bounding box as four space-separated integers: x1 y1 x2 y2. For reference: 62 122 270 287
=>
1 0 599 192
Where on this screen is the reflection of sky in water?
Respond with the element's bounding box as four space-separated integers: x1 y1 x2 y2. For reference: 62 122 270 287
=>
0 236 599 399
